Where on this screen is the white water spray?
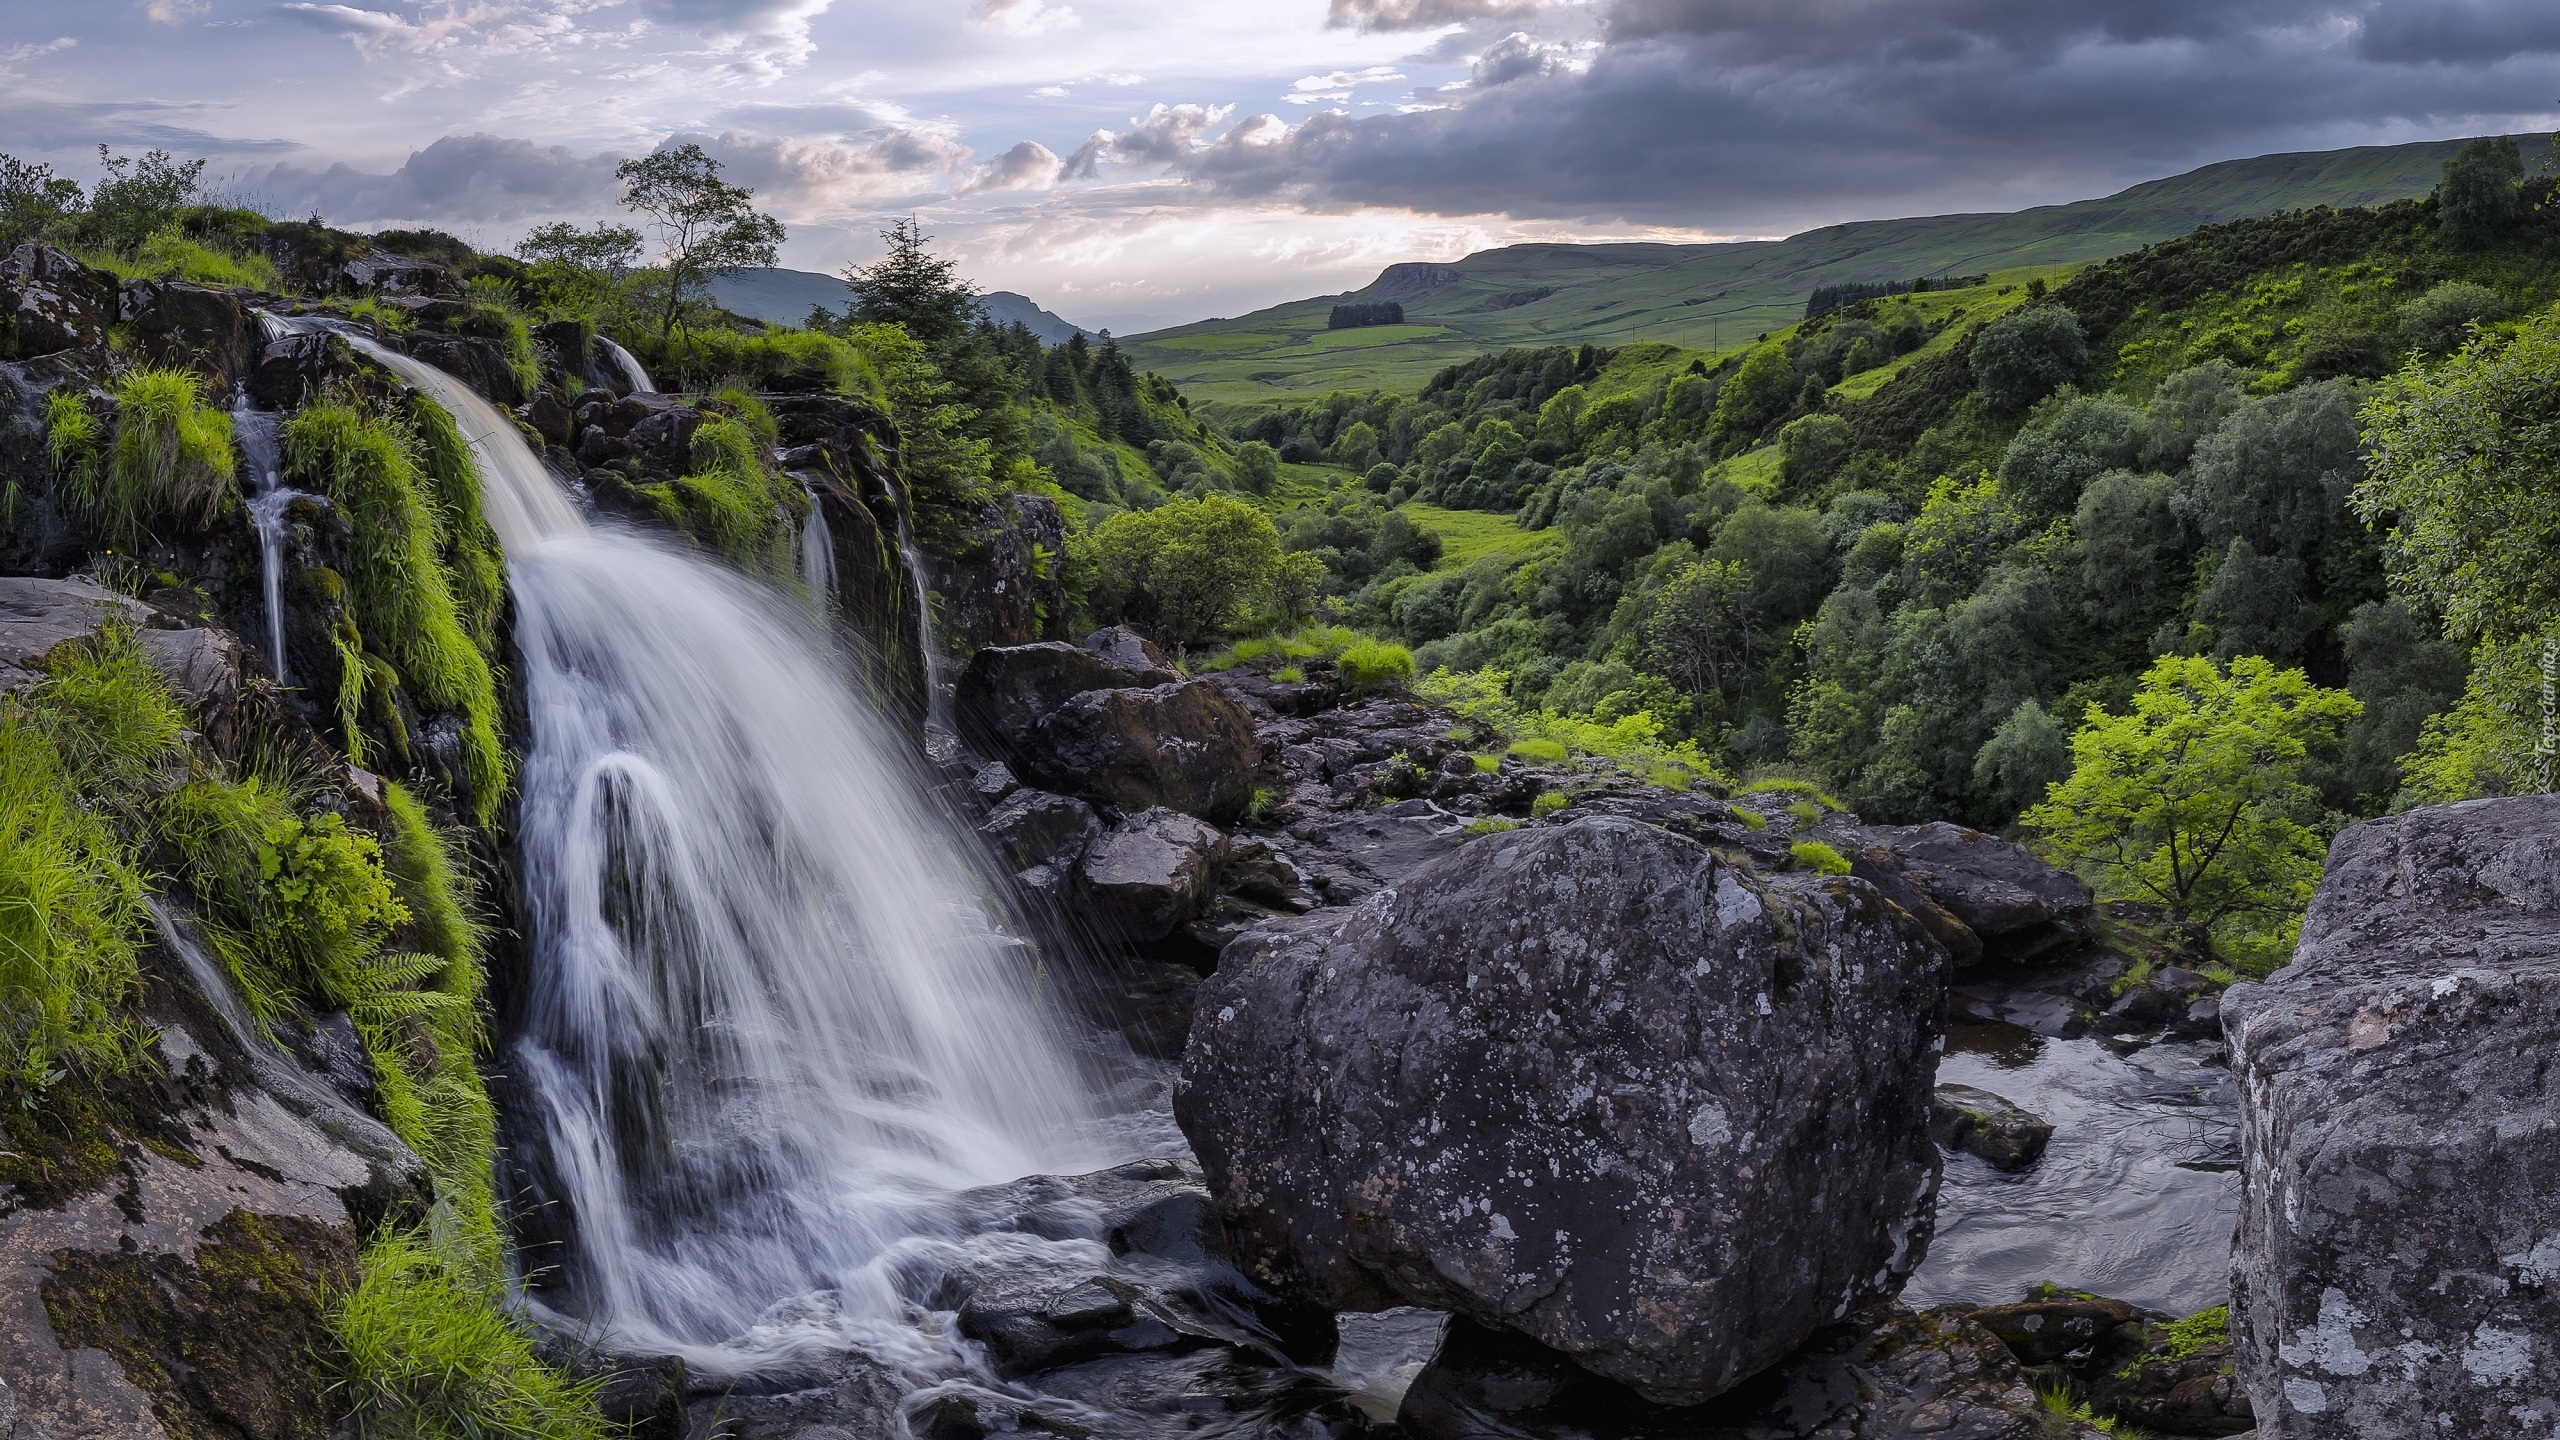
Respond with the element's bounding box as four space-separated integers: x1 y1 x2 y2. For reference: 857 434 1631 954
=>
894 513 952 730
796 478 835 617
597 337 654 395
288 315 1108 1369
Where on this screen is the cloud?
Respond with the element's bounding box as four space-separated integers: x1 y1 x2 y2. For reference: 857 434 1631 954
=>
1328 0 1543 32
145 0 211 22
0 96 300 155
241 133 624 226
1064 102 1236 178
972 0 1077 34
959 140 1065 194
674 126 969 206
1102 0 2560 234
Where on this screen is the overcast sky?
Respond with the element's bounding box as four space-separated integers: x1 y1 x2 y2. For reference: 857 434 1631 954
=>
6 0 2559 331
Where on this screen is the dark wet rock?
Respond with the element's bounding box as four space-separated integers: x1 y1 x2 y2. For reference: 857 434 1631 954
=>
691 1351 907 1440
957 641 1157 758
937 492 1067 653
520 388 575 448
336 248 460 299
1083 624 1179 682
621 402 703 474
1 244 118 360
404 331 533 407
2225 794 2560 1438
1866 821 2095 965
1274 805 1470 904
2086 1317 2253 1437
1399 1305 2108 1439
1096 959 1208 1059
1179 818 1950 1405
1930 1084 2054 1172
980 788 1101 878
593 1356 689 1440
277 1009 380 1111
1969 1293 2142 1366
1078 808 1229 943
1852 845 1984 966
968 760 1019 804
247 327 365 410
0 577 230 703
958 1273 1192 1377
119 280 258 385
1027 681 1262 823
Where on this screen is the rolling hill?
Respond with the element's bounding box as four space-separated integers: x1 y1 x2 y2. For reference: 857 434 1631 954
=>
708 269 1094 343
1127 133 2549 405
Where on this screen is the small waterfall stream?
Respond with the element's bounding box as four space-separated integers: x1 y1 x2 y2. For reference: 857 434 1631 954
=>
596 337 654 395
893 513 952 731
286 317 1128 1375
231 390 298 684
796 478 835 617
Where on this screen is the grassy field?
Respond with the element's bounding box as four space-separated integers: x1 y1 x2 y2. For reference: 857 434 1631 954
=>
1126 135 2530 405
1404 503 1559 569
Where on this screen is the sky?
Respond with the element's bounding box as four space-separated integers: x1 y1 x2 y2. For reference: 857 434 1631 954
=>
5 0 2560 332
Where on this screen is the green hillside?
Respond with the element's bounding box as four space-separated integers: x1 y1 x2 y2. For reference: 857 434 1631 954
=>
1129 134 2550 404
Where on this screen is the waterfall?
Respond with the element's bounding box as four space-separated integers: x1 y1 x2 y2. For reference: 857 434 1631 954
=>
796 478 835 617
231 389 295 685
291 317 1108 1369
596 337 654 395
893 513 953 731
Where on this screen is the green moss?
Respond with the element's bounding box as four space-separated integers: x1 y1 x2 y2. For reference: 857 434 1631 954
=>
2135 1306 2229 1369
1472 752 1502 773
633 414 798 571
1790 840 1853 875
282 401 508 823
1465 816 1521 836
43 1209 356 1440
75 368 238 552
333 1228 609 1440
1734 805 1769 831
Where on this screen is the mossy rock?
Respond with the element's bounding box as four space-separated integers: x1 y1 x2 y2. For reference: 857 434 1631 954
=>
41 1209 358 1440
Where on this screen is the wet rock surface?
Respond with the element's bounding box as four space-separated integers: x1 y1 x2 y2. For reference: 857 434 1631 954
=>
1178 818 1950 1405
1078 807 1231 942
1029 680 1262 823
1861 822 2095 966
2226 794 2560 1438
1929 1085 2053 1173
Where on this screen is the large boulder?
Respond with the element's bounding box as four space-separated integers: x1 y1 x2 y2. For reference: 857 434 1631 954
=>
1867 822 2095 964
1078 808 1230 942
2225 794 2560 1438
1177 817 1950 1405
956 641 1154 758
0 245 117 361
119 280 257 386
1027 681 1262 823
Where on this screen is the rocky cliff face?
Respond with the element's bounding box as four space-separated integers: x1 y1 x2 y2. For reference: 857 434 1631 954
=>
2226 794 2560 1439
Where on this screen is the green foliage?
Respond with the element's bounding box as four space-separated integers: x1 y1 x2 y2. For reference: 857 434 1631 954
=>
0 632 181 1094
1337 636 1416 691
515 221 644 326
1090 493 1291 647
1790 840 1852 875
82 368 238 551
333 1229 608 1440
2024 655 2359 974
0 153 85 250
633 414 798 572
1531 791 1569 818
2437 136 2526 248
2396 280 2507 353
42 392 103 520
1507 737 1568 764
1971 306 2088 411
2144 1306 2229 1367
80 146 208 255
126 225 280 289
1739 776 1847 811
1421 667 1726 790
282 403 507 822
842 217 981 349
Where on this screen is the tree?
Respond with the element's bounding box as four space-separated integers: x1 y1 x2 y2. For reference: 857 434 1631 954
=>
1970 306 2087 412
80 146 206 255
2436 135 2524 247
1089 494 1288 648
515 221 644 322
0 153 83 251
1645 558 1755 706
2023 654 2359 970
1232 440 1280 495
614 144 785 342
844 218 979 351
1709 345 1794 450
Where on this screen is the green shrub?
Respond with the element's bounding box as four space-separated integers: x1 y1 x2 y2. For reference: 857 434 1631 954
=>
0 708 150 1093
333 1228 608 1440
1790 840 1852 875
1472 753 1502 773
86 368 237 550
1508 737 1569 764
645 327 880 399
27 622 190 805
1532 791 1569 818
1090 494 1292 648
1337 637 1416 692
282 403 508 822
1419 668 1730 792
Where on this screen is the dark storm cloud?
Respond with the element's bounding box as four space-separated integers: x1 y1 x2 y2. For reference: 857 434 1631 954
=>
1163 0 2560 229
241 134 622 226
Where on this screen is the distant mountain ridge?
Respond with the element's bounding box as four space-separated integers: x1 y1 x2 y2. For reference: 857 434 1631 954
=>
707 268 1094 344
1127 133 2552 405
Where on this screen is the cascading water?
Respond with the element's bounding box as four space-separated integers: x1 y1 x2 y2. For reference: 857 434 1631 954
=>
294 317 1118 1373
597 336 655 395
894 513 953 730
231 389 297 684
796 478 835 617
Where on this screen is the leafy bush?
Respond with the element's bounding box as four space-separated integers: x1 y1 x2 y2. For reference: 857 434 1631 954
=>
82 368 238 551
1531 791 1569 818
1970 306 2088 412
1090 493 1291 648
1423 668 1727 790
2395 280 2507 354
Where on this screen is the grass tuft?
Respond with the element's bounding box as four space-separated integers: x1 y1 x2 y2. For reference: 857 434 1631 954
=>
76 368 238 551
1790 840 1852 875
332 1228 609 1440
